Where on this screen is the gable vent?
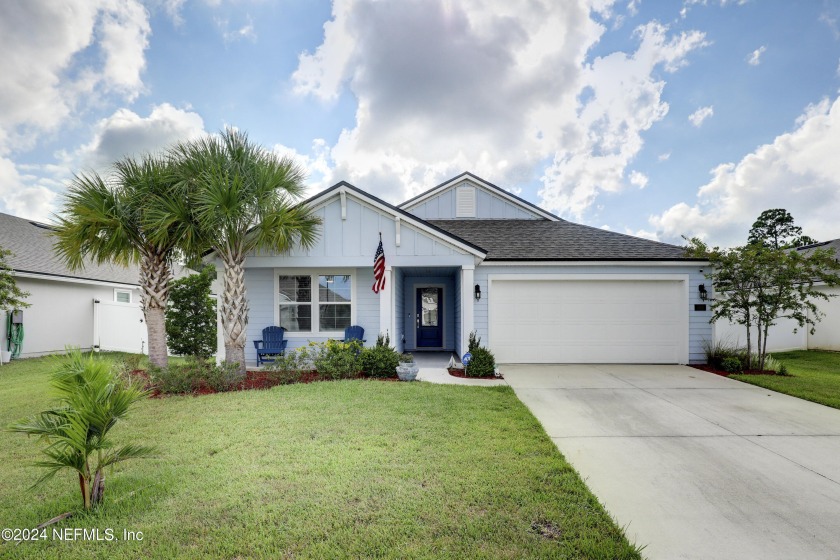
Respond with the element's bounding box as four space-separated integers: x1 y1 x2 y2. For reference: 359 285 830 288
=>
455 185 476 218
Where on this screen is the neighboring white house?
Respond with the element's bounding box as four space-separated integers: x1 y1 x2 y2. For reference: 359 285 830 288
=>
0 212 146 358
714 238 840 352
213 172 712 367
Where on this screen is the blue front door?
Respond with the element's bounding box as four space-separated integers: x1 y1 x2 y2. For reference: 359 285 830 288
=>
416 287 443 348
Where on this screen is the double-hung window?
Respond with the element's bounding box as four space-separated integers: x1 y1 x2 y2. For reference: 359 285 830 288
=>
278 273 352 334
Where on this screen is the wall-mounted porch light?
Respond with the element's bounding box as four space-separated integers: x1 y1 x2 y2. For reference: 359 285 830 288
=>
474 284 482 301
698 284 708 301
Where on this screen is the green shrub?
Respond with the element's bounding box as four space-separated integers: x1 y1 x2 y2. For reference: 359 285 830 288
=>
149 359 244 394
468 330 481 353
702 338 742 370
266 346 312 373
779 363 789 376
165 267 217 360
720 356 742 373
361 344 400 378
310 339 363 380
466 346 496 377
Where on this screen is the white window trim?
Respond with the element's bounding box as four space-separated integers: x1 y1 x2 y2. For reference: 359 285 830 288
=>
273 268 357 337
114 288 132 303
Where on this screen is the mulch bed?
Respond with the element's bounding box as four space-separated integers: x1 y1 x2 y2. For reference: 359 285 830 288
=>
447 367 500 380
689 364 784 377
133 369 399 398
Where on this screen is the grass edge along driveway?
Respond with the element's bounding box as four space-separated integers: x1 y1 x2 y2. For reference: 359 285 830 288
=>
0 355 642 559
731 350 840 410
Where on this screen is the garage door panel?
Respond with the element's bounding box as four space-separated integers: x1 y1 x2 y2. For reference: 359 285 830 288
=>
489 279 686 364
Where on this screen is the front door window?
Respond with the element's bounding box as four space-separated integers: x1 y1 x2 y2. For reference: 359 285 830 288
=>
421 288 439 327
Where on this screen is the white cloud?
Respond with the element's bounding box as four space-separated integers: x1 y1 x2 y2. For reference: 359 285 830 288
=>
291 1 707 218
746 46 766 66
0 157 58 222
649 96 840 246
66 103 207 172
626 227 660 241
216 15 257 43
629 170 649 188
688 105 714 127
0 1 151 153
658 151 671 161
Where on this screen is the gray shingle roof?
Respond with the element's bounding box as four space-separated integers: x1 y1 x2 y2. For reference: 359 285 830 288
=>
0 212 141 285
795 238 840 257
427 219 695 261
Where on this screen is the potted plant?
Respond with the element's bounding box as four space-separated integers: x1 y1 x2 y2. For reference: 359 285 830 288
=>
396 353 418 381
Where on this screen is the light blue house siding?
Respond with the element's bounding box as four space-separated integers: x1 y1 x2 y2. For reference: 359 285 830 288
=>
473 264 712 364
231 188 477 365
404 180 544 220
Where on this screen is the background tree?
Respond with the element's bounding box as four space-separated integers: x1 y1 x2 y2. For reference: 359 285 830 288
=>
686 238 840 370
0 246 30 312
156 129 320 373
165 266 217 361
53 155 182 368
9 350 153 510
748 208 816 249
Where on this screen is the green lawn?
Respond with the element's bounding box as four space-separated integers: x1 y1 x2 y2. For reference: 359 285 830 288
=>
0 354 640 559
731 350 840 409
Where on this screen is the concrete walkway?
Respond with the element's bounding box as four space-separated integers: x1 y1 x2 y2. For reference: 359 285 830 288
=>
413 351 507 386
504 364 840 560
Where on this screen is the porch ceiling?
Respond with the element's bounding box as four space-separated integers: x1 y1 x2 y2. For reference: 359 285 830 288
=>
398 266 460 277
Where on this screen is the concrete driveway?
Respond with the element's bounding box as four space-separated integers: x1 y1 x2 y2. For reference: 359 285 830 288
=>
504 364 840 560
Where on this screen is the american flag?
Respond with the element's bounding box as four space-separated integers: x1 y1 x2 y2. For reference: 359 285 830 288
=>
372 236 386 293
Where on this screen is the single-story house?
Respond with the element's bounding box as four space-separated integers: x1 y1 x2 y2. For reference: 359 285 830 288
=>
0 212 146 358
714 238 840 352
216 172 712 368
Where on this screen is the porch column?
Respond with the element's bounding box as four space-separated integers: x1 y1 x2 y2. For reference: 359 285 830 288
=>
379 265 393 342
461 266 474 356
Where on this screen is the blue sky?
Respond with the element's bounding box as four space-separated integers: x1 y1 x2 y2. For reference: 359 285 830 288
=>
2 0 840 246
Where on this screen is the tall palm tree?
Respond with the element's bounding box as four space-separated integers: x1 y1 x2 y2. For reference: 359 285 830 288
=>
158 129 320 373
9 350 153 509
53 155 181 368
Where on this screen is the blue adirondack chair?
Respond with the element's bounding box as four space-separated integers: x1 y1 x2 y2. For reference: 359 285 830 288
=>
343 325 365 343
253 326 288 366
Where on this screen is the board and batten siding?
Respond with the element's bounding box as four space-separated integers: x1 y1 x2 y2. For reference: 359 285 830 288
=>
248 196 472 265
405 180 544 220
474 264 711 364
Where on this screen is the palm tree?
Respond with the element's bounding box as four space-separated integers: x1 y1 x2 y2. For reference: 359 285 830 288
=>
53 155 181 368
8 350 153 509
158 129 320 374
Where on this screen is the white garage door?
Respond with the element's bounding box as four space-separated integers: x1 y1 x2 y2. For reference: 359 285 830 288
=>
489 279 687 364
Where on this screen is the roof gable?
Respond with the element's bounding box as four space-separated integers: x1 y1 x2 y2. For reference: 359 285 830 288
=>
296 182 487 259
399 172 559 221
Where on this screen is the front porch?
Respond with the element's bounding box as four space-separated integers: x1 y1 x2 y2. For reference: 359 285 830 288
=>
393 265 474 357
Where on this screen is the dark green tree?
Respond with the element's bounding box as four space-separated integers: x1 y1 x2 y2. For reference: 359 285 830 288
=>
747 209 816 249
165 267 217 360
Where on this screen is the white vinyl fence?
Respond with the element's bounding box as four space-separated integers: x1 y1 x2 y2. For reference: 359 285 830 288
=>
93 300 148 354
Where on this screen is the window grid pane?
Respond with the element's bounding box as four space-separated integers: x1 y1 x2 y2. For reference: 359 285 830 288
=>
319 304 351 331
279 304 311 332
279 276 311 303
